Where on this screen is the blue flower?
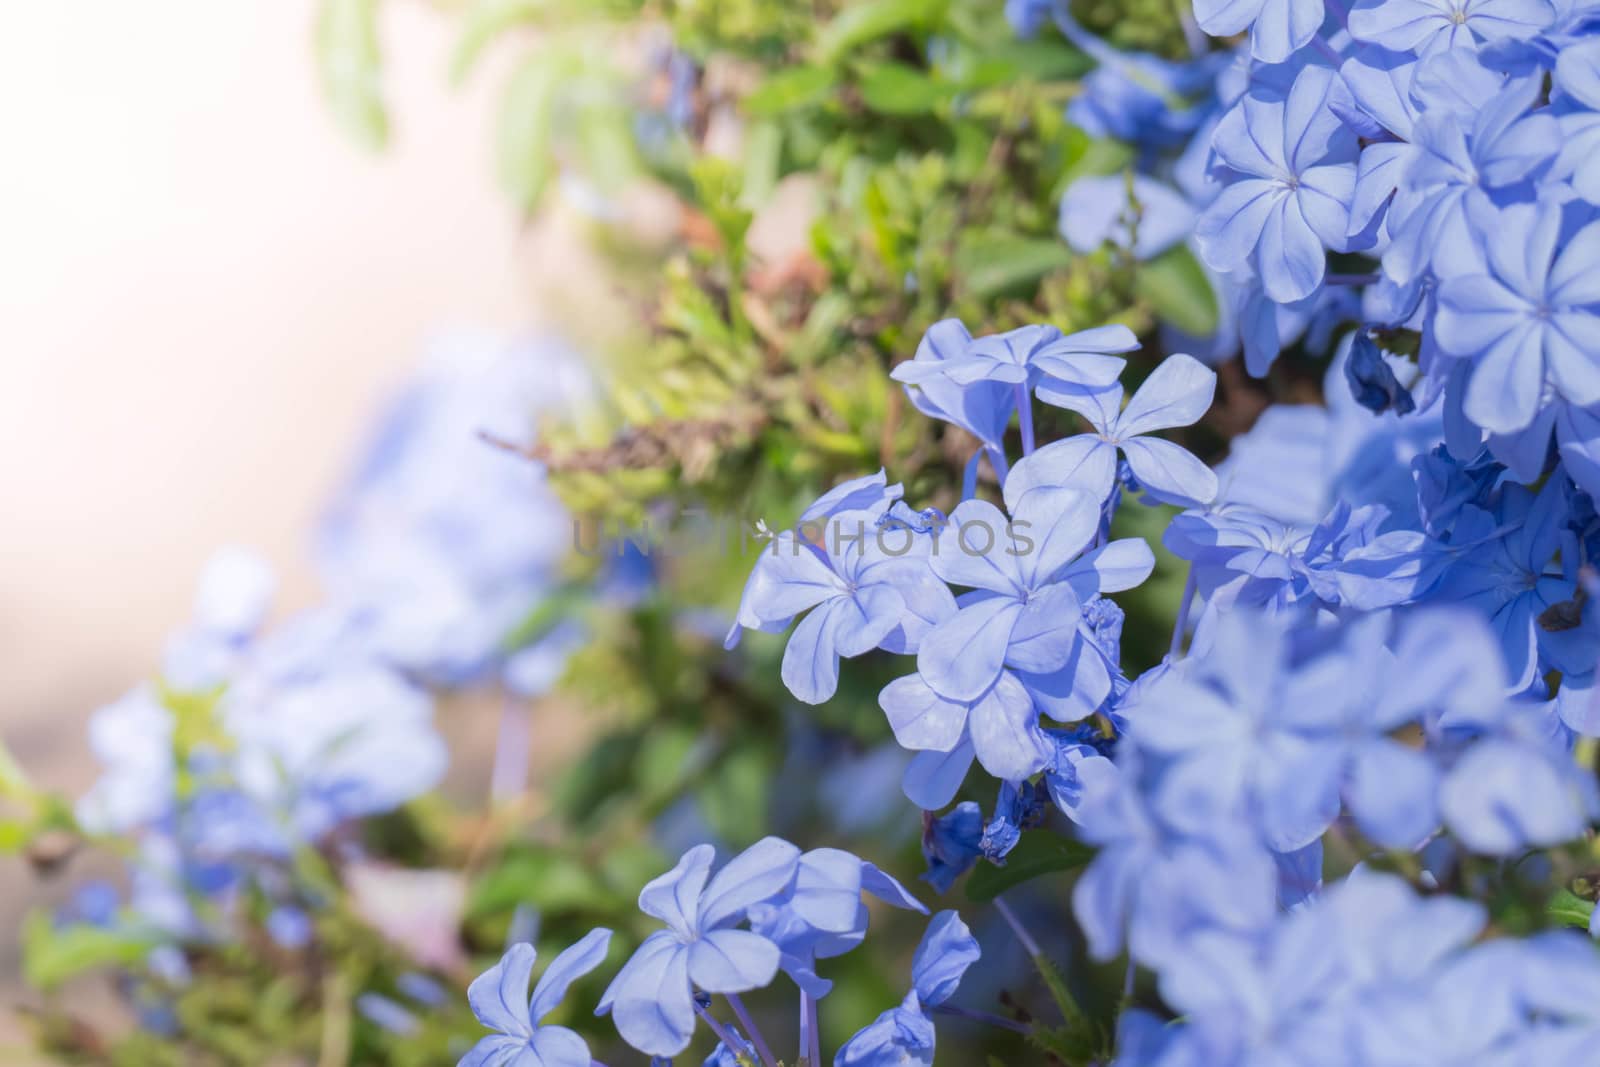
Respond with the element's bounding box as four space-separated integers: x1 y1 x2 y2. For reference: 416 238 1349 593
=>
1009 353 1220 508
1383 63 1557 287
726 508 955 704
889 320 1013 449
1071 747 1278 966
317 334 582 687
461 930 613 1067
1196 66 1362 303
891 323 1136 394
1059 175 1196 261
911 488 1152 712
920 804 985 893
597 839 799 1057
1348 0 1556 57
745 847 926 999
1439 731 1593 854
833 911 981 1067
1425 474 1581 688
1004 0 1055 37
1344 330 1417 415
1435 198 1600 434
1193 0 1327 64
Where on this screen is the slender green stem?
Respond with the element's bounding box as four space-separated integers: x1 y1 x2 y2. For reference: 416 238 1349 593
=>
995 895 1086 1028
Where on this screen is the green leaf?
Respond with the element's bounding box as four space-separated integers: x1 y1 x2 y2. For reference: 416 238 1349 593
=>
1135 244 1220 337
741 121 783 208
450 0 545 83
468 847 619 917
22 911 156 991
966 832 1094 902
497 52 566 213
696 746 771 846
816 0 948 65
954 236 1074 299
858 63 952 115
744 66 838 116
1548 889 1596 930
316 0 388 151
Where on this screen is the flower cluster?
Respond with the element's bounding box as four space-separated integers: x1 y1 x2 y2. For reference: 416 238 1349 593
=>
461 838 982 1067
69 334 587 980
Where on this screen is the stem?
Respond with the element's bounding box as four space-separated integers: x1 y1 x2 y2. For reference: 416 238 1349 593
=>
801 990 822 1067
994 895 1086 1028
489 692 530 802
695 1002 747 1063
993 895 1040 957
963 448 984 502
726 994 778 1067
986 444 1010 485
1015 383 1036 456
1170 566 1197 659
1324 0 1350 25
930 1002 1031 1035
1325 272 1378 286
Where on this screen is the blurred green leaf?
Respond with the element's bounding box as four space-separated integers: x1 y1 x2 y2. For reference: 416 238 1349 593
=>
817 0 948 64
858 63 952 115
744 65 838 116
497 52 567 213
741 121 783 208
696 746 771 846
316 0 388 151
966 833 1094 902
450 0 545 83
469 847 620 916
1135 244 1220 337
955 236 1074 299
22 912 156 991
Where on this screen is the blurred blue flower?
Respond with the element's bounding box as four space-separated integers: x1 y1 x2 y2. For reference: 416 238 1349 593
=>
1059 175 1196 261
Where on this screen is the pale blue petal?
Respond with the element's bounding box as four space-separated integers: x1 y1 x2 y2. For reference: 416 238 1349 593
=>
916 598 1023 702
1002 437 1119 513
1116 354 1218 437
903 739 976 809
698 837 801 929
528 929 613 1023
468 943 538 1038
928 499 1027 595
526 1026 592 1067
879 674 971 752
687 929 782 993
781 600 846 705
861 863 928 914
601 934 695 1057
966 672 1051 781
637 847 714 935
911 911 981 1007
1011 485 1100 587
1120 436 1220 507
1348 739 1439 848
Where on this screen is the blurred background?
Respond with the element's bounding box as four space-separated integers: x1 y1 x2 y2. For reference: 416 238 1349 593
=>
0 1 547 1043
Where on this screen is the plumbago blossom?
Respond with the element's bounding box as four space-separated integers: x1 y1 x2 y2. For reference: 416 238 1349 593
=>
703 289 1600 1059
337 8 1600 1054
66 336 596 993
